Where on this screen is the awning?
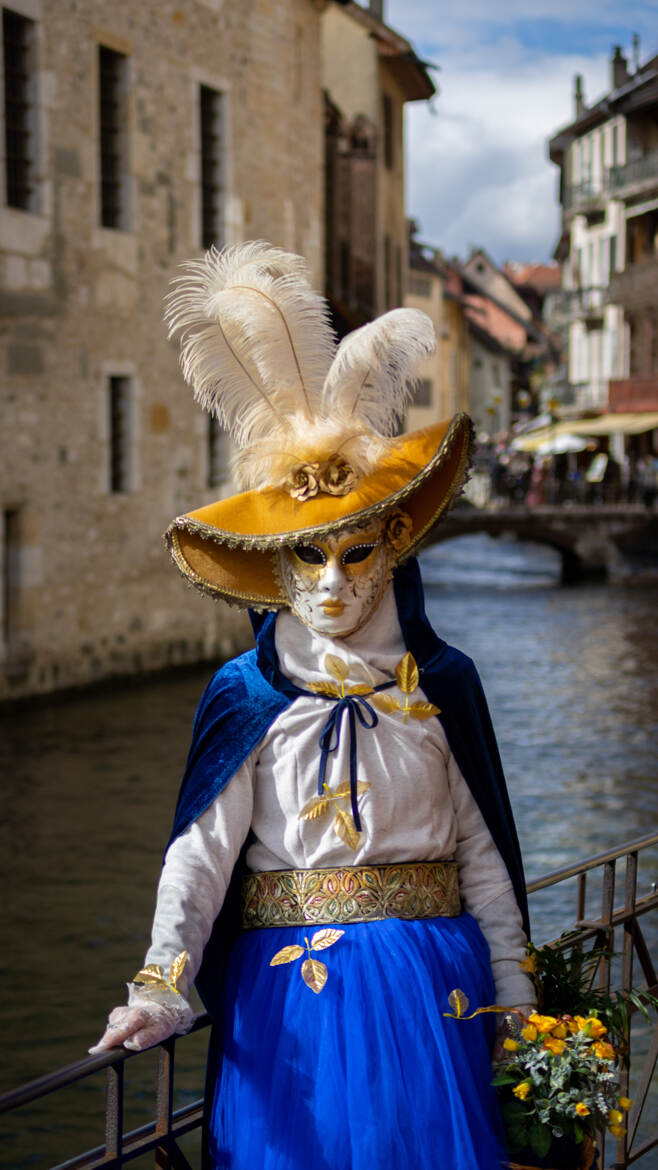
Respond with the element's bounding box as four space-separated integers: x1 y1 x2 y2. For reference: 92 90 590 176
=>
511 412 658 451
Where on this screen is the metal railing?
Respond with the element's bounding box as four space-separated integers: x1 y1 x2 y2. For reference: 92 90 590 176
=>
550 286 606 321
527 831 658 1169
609 152 658 194
1 832 657 1169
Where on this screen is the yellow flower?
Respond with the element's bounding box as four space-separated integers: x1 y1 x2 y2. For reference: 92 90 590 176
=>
522 1024 538 1042
609 1109 624 1127
609 1125 626 1140
575 1103 590 1117
573 1015 588 1032
544 1037 566 1056
529 1013 558 1033
552 1022 568 1039
503 1038 518 1052
519 953 537 974
565 1016 579 1034
619 1097 632 1112
513 1082 532 1100
585 1017 607 1038
594 1040 616 1062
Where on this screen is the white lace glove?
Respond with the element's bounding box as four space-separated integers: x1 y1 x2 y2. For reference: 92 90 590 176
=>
88 983 196 1054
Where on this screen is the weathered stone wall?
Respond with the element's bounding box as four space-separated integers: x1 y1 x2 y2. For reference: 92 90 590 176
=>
0 0 324 701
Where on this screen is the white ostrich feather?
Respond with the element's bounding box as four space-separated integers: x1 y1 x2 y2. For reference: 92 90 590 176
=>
233 412 390 491
164 242 336 450
322 308 437 436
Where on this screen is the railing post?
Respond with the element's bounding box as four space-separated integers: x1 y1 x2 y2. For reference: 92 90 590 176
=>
600 860 616 992
154 1038 175 1169
105 1060 124 1165
576 871 587 924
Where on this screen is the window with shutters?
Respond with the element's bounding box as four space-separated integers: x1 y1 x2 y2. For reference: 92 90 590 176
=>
108 376 132 493
98 45 130 230
199 84 226 249
3 7 38 211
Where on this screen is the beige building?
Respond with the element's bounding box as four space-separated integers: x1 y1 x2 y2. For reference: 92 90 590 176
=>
0 0 325 701
404 233 446 429
322 0 433 326
549 46 658 421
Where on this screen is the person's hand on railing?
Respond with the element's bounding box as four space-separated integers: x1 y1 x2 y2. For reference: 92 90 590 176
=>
89 984 196 1055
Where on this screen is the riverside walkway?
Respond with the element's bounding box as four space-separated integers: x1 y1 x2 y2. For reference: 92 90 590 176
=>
1 831 657 1170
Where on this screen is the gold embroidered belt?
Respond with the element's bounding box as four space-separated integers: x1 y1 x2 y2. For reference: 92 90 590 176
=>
241 860 461 930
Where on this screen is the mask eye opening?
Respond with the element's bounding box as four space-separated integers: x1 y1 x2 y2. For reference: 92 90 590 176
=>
341 543 377 567
292 544 327 566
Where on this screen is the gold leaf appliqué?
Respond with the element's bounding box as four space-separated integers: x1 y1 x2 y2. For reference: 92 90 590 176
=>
298 795 333 821
334 806 360 851
408 701 441 720
299 781 370 849
371 693 401 715
302 958 328 993
448 988 470 1018
334 780 371 799
310 928 344 951
269 932 344 994
270 944 305 966
133 950 188 995
396 652 419 694
325 654 350 682
307 680 342 698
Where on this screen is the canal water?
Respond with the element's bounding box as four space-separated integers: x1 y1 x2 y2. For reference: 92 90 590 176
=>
1 534 657 1169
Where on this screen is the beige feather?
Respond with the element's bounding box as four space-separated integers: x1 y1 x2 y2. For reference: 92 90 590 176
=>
164 242 336 451
322 308 437 435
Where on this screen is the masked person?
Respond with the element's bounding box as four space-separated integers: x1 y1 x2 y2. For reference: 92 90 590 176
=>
91 243 535 1169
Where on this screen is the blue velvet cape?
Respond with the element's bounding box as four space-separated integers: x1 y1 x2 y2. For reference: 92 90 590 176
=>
168 557 530 1017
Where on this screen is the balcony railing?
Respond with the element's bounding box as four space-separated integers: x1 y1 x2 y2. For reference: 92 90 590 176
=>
551 286 606 322
609 151 658 197
564 179 607 214
1 832 657 1170
608 257 658 309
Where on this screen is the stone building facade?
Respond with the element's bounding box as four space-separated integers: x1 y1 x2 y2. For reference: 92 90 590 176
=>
0 0 325 701
322 0 433 332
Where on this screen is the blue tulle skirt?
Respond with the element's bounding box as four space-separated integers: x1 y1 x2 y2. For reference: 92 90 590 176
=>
208 912 507 1169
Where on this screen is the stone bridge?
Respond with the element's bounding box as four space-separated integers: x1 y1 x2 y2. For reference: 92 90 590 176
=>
432 505 658 582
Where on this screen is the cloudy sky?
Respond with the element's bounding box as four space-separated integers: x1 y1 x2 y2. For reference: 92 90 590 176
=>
379 0 658 265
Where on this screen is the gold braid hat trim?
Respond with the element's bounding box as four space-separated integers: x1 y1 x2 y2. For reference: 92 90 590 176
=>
241 860 461 930
163 414 474 609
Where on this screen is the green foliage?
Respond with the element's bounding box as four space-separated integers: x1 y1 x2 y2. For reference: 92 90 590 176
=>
524 932 658 1057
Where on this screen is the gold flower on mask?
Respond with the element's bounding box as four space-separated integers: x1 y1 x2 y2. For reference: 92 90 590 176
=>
318 456 357 497
285 462 321 501
384 508 413 553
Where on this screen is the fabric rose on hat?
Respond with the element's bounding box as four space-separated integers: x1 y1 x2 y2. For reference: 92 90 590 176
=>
384 509 413 553
285 463 320 502
318 456 356 497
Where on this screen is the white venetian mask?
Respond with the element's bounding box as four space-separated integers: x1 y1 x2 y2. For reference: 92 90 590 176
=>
278 521 394 638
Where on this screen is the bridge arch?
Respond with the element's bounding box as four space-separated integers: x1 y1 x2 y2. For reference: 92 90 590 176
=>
430 506 658 583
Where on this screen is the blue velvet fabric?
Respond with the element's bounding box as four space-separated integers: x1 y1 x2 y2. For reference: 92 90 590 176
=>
392 558 530 936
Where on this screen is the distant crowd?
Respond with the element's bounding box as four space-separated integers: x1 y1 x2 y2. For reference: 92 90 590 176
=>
469 444 658 509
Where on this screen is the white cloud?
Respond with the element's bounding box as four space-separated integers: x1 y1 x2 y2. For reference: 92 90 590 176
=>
377 0 656 262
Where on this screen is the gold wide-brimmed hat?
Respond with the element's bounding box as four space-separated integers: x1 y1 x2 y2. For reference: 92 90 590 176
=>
164 243 473 608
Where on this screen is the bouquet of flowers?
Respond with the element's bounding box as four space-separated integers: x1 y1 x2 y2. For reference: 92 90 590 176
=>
493 1009 630 1166
446 932 658 1169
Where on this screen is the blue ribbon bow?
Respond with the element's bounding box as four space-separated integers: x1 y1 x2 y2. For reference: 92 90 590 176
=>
303 678 397 833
